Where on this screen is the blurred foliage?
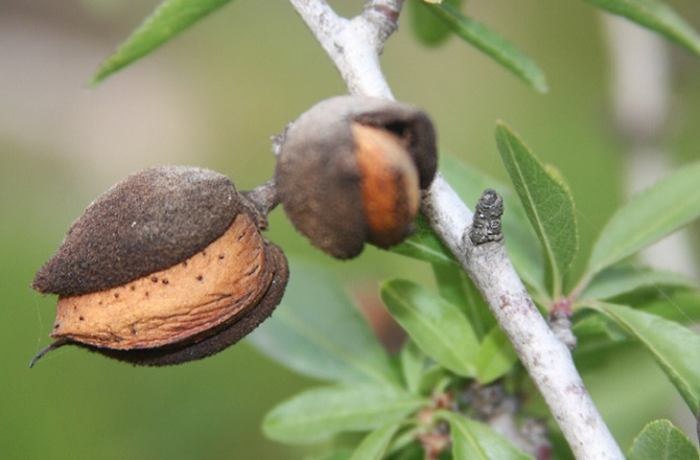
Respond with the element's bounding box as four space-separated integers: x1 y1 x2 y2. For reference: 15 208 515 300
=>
2 0 700 459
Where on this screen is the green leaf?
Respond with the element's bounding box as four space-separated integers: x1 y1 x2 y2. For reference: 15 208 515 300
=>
439 156 546 299
391 444 429 460
431 262 471 308
419 364 450 396
249 263 399 386
91 0 233 85
304 450 353 460
589 302 700 413
586 161 700 279
425 3 547 92
391 215 457 266
382 279 479 377
496 122 578 298
400 340 427 395
643 291 700 324
432 262 495 340
586 0 700 57
263 384 425 444
408 0 465 47
628 419 700 460
476 327 519 384
573 312 630 343
438 411 534 459
579 264 698 301
350 422 402 460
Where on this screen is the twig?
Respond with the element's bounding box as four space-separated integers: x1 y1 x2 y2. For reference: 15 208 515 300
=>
289 0 395 98
289 0 624 458
460 191 621 459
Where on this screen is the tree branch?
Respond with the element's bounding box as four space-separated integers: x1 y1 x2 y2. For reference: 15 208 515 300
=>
289 0 394 98
289 1 624 458
461 191 622 459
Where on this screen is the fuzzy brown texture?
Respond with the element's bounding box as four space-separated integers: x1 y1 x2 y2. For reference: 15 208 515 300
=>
32 166 238 296
275 96 437 259
275 98 367 259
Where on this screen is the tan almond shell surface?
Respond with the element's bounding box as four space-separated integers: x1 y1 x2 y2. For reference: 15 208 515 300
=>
50 212 270 350
353 123 420 248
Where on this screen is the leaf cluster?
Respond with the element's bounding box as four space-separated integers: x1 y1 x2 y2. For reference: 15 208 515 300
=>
249 263 532 459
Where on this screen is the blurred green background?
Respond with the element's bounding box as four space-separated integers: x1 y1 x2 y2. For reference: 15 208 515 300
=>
2 0 699 459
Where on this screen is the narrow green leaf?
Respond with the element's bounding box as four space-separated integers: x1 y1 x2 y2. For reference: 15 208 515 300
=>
425 3 547 92
439 156 546 299
391 215 457 266
438 411 534 459
400 340 427 395
628 419 700 460
350 422 402 460
496 122 578 297
249 263 399 386
382 279 479 377
432 262 471 308
476 327 519 384
587 0 700 57
586 161 700 279
589 302 700 413
579 264 698 301
389 444 429 460
573 312 630 343
408 0 465 47
643 291 700 324
263 385 425 444
432 262 495 339
91 0 233 85
304 451 353 460
419 365 450 396
385 425 423 457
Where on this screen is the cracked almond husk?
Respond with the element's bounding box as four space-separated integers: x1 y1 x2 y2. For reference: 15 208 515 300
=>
31 166 288 367
275 95 437 259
